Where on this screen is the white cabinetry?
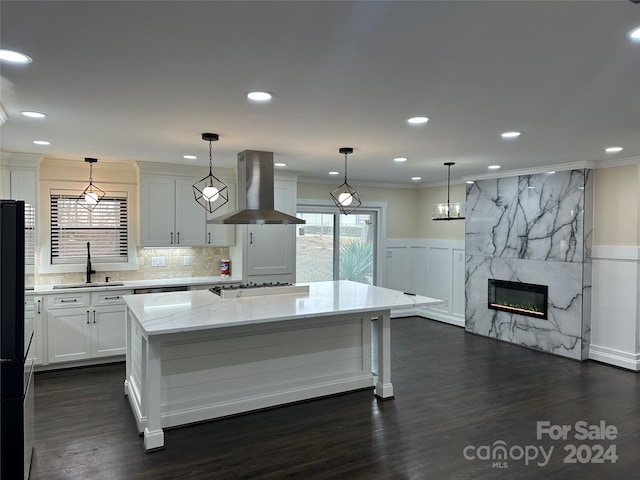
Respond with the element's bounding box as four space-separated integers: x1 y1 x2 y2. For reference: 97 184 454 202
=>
45 290 130 364
25 296 44 366
140 175 205 247
206 182 236 246
234 177 297 283
138 163 237 247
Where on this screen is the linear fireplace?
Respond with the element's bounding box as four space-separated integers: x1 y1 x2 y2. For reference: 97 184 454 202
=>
488 279 548 319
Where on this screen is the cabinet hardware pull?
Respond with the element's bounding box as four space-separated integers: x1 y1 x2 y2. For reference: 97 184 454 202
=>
250 232 253 245
86 310 90 324
37 299 41 314
170 232 173 244
93 310 96 324
177 232 180 244
61 298 78 303
208 232 211 244
104 296 120 300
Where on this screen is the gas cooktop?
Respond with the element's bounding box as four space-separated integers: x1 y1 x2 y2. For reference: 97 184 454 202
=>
210 282 310 299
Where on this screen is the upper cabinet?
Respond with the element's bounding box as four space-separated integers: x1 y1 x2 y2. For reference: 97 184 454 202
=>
137 163 236 247
206 182 236 247
240 177 298 283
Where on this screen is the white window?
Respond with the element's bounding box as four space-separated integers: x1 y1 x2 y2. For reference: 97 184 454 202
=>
50 191 128 265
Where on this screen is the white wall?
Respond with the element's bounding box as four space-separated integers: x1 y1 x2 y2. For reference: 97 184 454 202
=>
590 246 640 370
385 239 465 327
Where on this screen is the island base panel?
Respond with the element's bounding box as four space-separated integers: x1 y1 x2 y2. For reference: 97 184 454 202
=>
126 311 381 451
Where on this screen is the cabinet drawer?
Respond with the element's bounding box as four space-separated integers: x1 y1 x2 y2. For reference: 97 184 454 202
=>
46 293 90 308
91 290 131 305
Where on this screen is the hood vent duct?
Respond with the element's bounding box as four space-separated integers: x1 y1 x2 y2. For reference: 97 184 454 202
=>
208 150 305 225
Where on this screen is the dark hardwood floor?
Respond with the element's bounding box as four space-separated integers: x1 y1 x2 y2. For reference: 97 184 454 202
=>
30 318 639 480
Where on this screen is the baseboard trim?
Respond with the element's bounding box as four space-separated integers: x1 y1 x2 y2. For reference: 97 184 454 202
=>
392 306 465 327
589 344 640 371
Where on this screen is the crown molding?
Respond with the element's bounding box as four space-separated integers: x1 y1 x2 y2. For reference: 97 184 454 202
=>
594 156 640 169
462 161 597 182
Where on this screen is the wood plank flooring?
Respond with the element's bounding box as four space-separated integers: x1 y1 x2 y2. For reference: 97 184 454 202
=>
30 318 640 480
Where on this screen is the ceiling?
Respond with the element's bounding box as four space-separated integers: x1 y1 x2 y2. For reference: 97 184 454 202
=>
1 1 639 186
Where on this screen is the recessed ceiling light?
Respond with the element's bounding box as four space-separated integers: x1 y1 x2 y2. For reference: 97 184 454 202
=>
466 181 475 184
528 186 536 189
247 91 272 102
183 155 197 160
627 26 640 42
274 162 287 167
33 140 50 145
329 171 339 175
411 176 422 181
21 111 47 118
0 49 32 64
393 157 408 163
501 131 522 139
605 146 623 153
546 171 556 174
407 116 429 125
488 165 501 170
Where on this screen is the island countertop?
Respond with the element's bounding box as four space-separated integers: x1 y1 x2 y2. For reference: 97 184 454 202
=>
123 280 442 336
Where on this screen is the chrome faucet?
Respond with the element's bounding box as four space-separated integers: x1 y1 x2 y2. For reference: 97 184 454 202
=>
86 241 96 283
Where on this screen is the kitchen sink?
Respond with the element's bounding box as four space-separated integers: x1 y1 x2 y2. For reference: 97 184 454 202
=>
53 282 125 289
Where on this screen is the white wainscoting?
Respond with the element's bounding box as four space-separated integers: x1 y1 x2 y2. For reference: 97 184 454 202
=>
385 239 465 327
590 246 640 371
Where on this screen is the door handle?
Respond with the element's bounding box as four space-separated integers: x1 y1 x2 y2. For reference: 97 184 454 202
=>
170 232 173 244
93 310 96 324
37 299 41 314
86 310 90 324
208 232 211 244
177 232 180 244
250 232 253 245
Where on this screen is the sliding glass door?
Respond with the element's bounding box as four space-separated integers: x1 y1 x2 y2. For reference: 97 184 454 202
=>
296 209 377 285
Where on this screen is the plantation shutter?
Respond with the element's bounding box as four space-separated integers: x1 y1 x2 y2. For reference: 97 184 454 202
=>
50 191 128 264
24 202 36 265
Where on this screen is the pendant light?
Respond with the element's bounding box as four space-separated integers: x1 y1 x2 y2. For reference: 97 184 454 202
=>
432 162 465 221
330 147 361 215
77 158 105 211
193 133 229 213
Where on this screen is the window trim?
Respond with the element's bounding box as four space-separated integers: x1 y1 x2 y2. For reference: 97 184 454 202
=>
50 190 129 265
38 180 138 274
296 198 387 286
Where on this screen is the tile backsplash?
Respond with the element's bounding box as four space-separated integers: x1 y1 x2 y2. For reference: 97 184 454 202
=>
29 247 230 285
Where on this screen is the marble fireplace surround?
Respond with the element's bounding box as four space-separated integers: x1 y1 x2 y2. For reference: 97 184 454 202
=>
465 169 593 361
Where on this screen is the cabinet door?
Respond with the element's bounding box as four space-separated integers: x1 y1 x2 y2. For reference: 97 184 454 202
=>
175 178 206 246
140 175 175 246
206 182 236 246
91 305 126 358
47 308 92 363
246 224 294 276
31 298 44 366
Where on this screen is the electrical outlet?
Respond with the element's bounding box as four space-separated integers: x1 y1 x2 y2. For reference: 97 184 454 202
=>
151 256 165 267
183 255 191 266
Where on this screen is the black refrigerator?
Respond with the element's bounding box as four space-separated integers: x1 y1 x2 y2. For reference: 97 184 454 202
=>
0 199 34 479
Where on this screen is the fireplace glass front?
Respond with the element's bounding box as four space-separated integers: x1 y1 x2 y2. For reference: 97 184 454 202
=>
488 279 548 319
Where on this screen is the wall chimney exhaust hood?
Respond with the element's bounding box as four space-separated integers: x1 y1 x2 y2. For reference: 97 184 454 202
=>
207 150 305 225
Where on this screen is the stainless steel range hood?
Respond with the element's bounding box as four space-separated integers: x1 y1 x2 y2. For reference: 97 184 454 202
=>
207 150 305 225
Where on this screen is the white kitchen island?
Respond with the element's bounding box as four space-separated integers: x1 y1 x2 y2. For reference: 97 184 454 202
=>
122 280 442 451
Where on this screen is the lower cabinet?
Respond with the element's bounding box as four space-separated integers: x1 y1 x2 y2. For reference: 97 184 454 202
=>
45 290 130 365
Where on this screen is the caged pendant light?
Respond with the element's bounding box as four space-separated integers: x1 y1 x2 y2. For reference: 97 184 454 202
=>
77 158 105 211
432 162 465 220
330 147 361 215
193 133 229 213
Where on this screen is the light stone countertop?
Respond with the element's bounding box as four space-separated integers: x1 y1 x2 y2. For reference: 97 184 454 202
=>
28 275 242 294
123 280 443 336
